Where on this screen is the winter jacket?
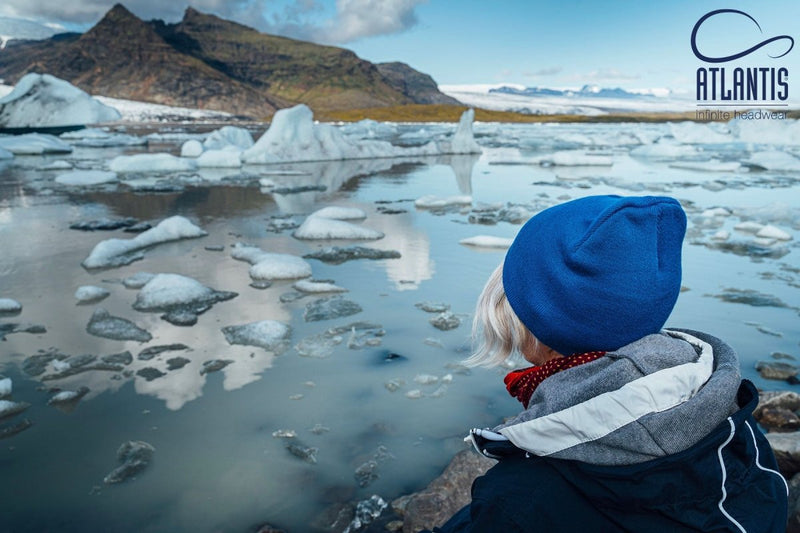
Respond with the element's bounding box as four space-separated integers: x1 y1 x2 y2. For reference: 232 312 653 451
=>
427 329 789 532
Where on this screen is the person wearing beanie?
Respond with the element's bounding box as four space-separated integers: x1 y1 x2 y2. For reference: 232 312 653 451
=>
423 195 788 533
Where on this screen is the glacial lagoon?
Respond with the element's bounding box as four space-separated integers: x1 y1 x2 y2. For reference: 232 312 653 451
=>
1 119 799 532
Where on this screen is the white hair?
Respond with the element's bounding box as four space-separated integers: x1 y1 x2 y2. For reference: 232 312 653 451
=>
463 262 535 368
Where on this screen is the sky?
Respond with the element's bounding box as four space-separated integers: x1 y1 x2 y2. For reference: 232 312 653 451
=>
2 0 800 96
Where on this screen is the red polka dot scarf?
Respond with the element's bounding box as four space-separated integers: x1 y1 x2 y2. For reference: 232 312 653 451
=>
504 351 606 408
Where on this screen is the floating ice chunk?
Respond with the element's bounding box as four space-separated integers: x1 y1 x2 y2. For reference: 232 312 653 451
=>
104 441 155 484
303 246 401 264
757 225 792 241
0 322 45 340
48 386 90 406
197 148 242 168
669 122 731 144
0 73 120 128
459 235 514 248
630 142 699 160
670 160 742 172
448 109 482 154
75 285 110 303
701 207 732 218
744 150 800 171
200 359 233 375
293 216 384 240
414 195 472 208
123 272 157 289
180 139 203 158
222 320 291 352
133 273 237 316
231 243 312 280
734 221 765 233
0 298 22 314
109 153 197 173
539 150 613 167
293 280 347 293
0 377 10 398
430 312 461 331
203 126 254 150
414 374 439 385
82 216 207 269
272 429 297 439
405 389 423 399
286 441 318 464
711 230 730 241
86 308 152 342
55 170 118 186
0 399 30 420
41 160 72 170
304 296 362 322
0 133 72 155
309 206 367 220
416 302 450 313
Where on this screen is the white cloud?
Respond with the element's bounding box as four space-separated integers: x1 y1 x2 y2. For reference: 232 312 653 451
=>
0 0 427 43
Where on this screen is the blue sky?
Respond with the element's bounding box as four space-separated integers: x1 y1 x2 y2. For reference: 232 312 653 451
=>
3 0 800 94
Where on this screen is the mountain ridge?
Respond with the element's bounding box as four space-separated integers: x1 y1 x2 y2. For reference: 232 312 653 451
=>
0 3 458 118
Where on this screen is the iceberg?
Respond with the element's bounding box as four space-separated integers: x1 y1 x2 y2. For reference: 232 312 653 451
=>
221 320 291 352
743 151 800 172
0 133 72 155
55 170 118 186
0 377 11 398
132 273 237 325
196 149 242 168
82 216 207 269
75 285 110 304
293 216 384 240
109 153 197 173
0 73 120 128
0 399 30 421
241 104 480 164
181 139 203 158
231 243 312 280
0 298 22 314
203 126 254 150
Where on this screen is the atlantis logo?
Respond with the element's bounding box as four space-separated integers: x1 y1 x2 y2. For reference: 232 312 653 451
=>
692 9 793 105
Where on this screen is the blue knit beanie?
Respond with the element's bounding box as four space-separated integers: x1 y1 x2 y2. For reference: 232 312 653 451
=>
502 195 686 356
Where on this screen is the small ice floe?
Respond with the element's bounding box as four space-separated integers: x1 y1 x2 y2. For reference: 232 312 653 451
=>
707 288 791 309
0 298 22 315
293 280 347 294
303 296 362 322
630 142 699 160
459 235 514 249
468 204 534 225
122 272 156 289
203 126 254 151
669 121 732 144
308 206 367 221
757 225 792 241
70 217 140 231
138 344 190 361
0 419 32 440
86 308 152 342
103 441 155 484
405 389 424 399
197 149 242 168
272 429 297 439
423 337 444 348
355 460 379 488
414 374 439 385
200 359 233 375
705 239 790 260
231 243 312 281
711 230 730 241
82 216 207 269
22 349 69 376
62 129 146 148
734 221 765 233
41 353 126 381
701 207 732 218
743 151 800 172
536 150 613 167
166 357 190 370
347 326 384 350
181 139 203 158
430 311 461 331
295 332 343 358
75 285 110 304
222 320 291 353
0 377 11 398
109 153 197 173
414 195 472 209
292 216 384 240
48 386 90 410
415 302 450 313
0 322 46 341
132 273 237 326
0 133 72 155
41 160 73 170
0 73 120 128
103 351 133 365
309 423 330 435
303 246 401 265
0 399 30 421
286 441 318 464
385 378 405 392
669 160 741 172
55 170 118 186
343 495 388 533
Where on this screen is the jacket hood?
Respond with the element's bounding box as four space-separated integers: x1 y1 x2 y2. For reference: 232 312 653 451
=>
490 329 742 465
